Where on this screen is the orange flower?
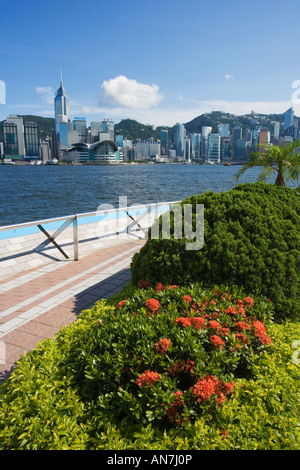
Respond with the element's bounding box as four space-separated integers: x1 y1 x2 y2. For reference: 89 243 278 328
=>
145 298 160 313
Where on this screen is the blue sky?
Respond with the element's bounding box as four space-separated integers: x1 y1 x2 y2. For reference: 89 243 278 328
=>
1 0 300 126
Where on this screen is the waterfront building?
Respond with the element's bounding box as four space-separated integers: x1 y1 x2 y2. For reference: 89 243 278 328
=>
89 140 123 163
73 118 87 144
64 143 90 163
191 133 201 162
236 139 245 161
2 121 19 159
6 115 26 156
173 123 185 159
201 126 212 161
207 133 221 163
24 122 39 158
54 80 70 130
185 137 191 162
135 140 161 160
221 136 230 161
232 126 242 161
115 135 124 148
160 129 169 156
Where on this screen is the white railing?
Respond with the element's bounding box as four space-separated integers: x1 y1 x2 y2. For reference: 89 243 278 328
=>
0 201 180 261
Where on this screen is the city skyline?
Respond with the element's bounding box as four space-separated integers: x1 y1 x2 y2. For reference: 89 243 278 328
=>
1 0 300 127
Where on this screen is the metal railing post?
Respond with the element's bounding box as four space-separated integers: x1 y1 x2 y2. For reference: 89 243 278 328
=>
73 215 79 261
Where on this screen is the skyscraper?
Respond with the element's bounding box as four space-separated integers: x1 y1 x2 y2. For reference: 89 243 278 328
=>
201 126 212 161
173 123 185 159
207 133 221 163
54 79 70 130
24 122 39 157
160 129 169 156
54 78 71 149
284 107 294 132
232 126 242 161
6 115 26 156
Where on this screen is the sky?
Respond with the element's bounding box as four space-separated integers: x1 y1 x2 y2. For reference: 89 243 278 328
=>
1 0 300 127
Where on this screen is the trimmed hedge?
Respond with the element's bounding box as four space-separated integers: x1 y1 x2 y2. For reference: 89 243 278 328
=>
131 183 300 322
0 283 299 450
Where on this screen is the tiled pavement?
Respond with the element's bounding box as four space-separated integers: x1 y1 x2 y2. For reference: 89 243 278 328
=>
0 239 146 384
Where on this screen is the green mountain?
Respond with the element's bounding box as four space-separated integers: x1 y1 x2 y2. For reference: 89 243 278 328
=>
114 118 172 141
184 111 286 135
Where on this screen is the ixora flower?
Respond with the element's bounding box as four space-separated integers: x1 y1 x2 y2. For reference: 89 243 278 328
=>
175 317 192 328
145 298 160 313
191 375 235 404
155 338 171 355
136 370 161 388
137 278 150 289
252 320 271 345
210 335 225 349
183 295 193 304
117 300 126 310
155 282 165 292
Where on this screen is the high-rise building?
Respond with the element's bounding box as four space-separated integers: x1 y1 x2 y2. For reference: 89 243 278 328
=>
73 118 87 144
218 123 229 137
173 123 185 159
259 128 270 151
24 122 39 157
2 121 19 157
185 138 191 162
6 115 26 155
191 133 201 161
54 79 70 130
273 122 280 139
160 129 169 156
207 133 221 163
201 126 212 161
232 126 242 161
284 107 294 132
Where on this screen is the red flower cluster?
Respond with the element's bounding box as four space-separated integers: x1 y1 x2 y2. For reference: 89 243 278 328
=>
210 335 225 349
168 359 195 377
166 391 185 423
145 298 160 313
235 321 251 331
155 338 171 355
117 300 126 310
155 282 165 292
183 295 192 304
137 278 150 289
136 370 161 388
191 375 234 404
253 320 271 345
175 316 207 330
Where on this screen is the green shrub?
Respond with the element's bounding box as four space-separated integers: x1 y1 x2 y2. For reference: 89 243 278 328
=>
1 283 299 450
131 183 300 321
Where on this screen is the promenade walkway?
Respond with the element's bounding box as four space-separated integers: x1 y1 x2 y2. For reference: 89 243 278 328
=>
0 239 146 384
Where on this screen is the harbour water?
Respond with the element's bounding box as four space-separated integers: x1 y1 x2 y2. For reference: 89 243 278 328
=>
0 163 298 226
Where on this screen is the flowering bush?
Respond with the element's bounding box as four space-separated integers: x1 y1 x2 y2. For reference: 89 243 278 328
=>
131 183 300 321
69 282 274 427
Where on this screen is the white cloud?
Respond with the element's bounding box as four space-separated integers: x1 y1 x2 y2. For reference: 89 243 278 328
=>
225 74 234 80
35 86 55 104
99 75 164 109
